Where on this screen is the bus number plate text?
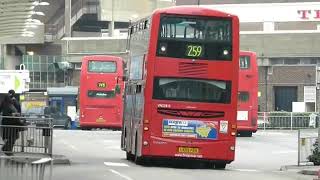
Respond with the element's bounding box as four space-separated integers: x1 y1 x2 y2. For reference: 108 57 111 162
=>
97 82 106 88
178 147 199 154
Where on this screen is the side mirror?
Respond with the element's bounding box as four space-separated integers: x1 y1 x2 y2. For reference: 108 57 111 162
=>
115 84 121 94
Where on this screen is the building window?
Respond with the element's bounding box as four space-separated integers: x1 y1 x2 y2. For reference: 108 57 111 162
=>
270 58 284 65
284 58 300 65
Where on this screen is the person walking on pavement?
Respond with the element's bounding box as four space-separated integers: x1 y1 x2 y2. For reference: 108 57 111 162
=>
0 95 21 156
8 89 21 113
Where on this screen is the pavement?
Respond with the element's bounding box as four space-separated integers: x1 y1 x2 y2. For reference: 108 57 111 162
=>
281 164 320 176
0 152 70 164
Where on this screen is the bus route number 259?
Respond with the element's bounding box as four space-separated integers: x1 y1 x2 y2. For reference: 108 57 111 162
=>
186 45 203 58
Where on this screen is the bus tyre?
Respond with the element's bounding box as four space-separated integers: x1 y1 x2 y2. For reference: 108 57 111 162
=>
64 120 71 129
126 152 134 161
214 163 226 169
134 136 143 165
242 131 253 137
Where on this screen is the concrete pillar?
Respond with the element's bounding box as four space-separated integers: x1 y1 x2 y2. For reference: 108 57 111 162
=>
0 44 6 69
0 44 3 69
65 0 72 37
109 0 114 37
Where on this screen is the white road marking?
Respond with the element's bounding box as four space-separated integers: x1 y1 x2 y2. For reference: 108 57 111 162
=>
60 140 79 152
103 140 118 144
104 162 129 167
68 144 79 151
233 169 260 172
109 169 134 180
271 150 297 154
104 146 121 150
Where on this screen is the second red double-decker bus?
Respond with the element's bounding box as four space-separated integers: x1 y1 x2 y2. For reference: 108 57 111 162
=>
237 51 258 137
121 6 239 169
79 55 124 129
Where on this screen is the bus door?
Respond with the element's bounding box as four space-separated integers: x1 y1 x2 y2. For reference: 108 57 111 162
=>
123 83 136 150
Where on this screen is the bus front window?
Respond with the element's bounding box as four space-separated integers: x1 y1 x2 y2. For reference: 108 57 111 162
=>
153 77 231 104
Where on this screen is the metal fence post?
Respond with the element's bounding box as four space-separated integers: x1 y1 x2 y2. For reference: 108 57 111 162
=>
298 129 300 166
21 131 25 152
290 112 293 130
263 112 266 131
318 117 320 149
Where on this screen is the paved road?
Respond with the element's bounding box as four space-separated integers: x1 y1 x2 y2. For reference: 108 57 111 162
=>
52 130 313 180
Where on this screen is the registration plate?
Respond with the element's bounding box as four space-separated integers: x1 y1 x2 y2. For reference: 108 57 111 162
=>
178 147 199 154
97 82 106 88
96 117 106 123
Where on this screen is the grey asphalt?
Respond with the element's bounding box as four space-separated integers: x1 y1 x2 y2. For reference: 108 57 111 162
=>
51 129 315 180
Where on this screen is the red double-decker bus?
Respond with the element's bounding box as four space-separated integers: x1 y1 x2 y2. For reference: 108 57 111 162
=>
79 56 124 129
121 6 239 169
237 51 258 137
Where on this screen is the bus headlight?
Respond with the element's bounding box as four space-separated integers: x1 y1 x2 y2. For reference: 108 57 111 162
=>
230 146 235 151
159 43 167 55
161 46 166 52
143 141 148 146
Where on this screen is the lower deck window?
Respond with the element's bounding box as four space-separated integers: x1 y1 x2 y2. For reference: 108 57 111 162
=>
153 77 231 103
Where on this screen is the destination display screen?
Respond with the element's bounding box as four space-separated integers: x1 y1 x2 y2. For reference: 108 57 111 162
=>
157 15 232 61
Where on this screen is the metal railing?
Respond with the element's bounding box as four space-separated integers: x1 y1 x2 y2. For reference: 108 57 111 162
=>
258 112 320 130
0 156 52 180
0 115 53 180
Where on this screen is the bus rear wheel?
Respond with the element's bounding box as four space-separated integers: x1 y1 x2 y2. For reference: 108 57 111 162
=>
126 152 134 161
214 163 226 169
134 136 143 165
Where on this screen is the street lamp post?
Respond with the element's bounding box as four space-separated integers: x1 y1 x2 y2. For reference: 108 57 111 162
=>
197 0 200 5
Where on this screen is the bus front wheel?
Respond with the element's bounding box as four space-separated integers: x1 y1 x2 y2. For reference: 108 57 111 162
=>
238 131 253 137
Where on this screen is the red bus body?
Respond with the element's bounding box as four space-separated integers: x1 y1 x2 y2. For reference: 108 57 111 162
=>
121 6 239 168
237 51 258 136
79 56 124 129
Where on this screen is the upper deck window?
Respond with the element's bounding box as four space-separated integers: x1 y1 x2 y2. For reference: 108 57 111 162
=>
240 56 250 69
157 15 232 61
88 61 117 73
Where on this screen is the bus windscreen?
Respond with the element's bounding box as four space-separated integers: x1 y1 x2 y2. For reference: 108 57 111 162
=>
88 61 117 73
153 77 231 103
157 15 232 60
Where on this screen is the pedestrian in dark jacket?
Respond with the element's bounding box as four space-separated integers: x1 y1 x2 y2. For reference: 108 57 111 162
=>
8 89 21 113
1 95 20 156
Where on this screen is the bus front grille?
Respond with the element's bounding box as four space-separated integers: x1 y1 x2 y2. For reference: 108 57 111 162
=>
178 62 208 76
